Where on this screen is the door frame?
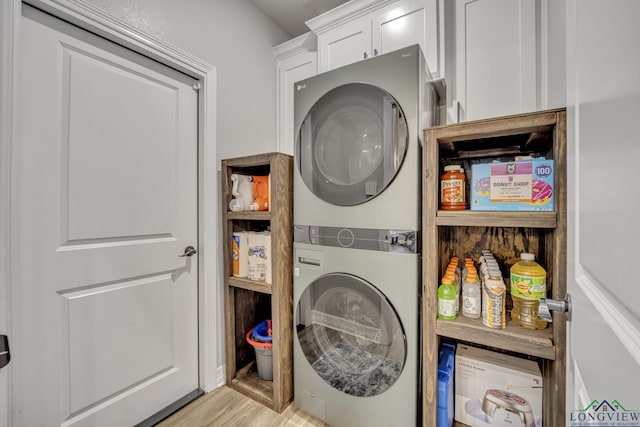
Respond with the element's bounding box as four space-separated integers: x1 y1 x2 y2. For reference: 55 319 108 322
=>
0 0 219 424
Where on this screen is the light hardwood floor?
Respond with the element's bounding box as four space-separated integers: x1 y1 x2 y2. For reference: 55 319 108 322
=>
157 387 331 427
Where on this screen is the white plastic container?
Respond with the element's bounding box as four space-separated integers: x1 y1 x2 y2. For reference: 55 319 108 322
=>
462 274 481 319
229 174 254 211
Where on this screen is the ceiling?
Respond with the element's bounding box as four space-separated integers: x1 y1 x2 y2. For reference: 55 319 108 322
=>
250 0 350 38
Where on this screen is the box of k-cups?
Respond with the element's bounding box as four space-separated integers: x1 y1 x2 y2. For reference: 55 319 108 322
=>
471 158 554 211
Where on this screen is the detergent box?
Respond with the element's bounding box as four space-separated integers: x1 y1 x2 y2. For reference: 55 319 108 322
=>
470 159 554 211
455 344 543 427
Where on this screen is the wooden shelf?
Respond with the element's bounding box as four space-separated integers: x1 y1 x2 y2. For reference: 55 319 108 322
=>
230 361 274 409
223 152 277 168
435 210 556 228
227 211 271 221
228 276 273 294
436 316 555 360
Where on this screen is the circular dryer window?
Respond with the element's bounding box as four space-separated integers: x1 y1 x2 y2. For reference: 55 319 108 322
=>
296 83 408 206
296 273 406 397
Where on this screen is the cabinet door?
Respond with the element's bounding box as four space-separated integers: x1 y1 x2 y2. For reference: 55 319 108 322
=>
318 15 371 73
277 51 317 155
567 0 640 411
372 0 442 79
454 0 536 121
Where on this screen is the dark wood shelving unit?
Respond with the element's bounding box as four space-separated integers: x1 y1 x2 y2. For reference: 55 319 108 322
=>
422 109 567 426
221 152 293 413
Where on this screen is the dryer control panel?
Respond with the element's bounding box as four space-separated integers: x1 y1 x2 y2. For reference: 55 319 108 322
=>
294 224 418 254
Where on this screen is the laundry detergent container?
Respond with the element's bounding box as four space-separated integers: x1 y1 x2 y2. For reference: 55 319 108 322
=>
246 319 273 381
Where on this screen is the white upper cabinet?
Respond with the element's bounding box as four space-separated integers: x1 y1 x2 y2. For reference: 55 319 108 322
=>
274 33 318 155
372 0 441 78
308 0 445 80
453 0 537 122
316 14 371 71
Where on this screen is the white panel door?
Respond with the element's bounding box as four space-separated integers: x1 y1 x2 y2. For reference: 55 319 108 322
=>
278 51 317 155
566 0 640 421
318 15 371 72
373 0 441 78
455 0 536 121
12 5 198 426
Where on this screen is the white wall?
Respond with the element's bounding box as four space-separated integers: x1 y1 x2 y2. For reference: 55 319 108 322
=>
543 0 566 109
84 0 290 163
82 0 290 385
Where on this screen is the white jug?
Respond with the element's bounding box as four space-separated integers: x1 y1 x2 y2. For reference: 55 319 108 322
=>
229 174 254 211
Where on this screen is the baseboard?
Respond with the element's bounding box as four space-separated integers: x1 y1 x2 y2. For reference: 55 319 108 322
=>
216 364 226 387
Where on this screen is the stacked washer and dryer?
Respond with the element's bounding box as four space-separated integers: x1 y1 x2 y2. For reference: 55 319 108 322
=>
292 45 440 427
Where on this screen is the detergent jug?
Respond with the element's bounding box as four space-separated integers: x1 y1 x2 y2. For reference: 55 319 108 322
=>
229 174 254 212
249 175 270 211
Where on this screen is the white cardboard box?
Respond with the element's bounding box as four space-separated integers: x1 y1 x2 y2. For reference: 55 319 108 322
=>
455 344 543 427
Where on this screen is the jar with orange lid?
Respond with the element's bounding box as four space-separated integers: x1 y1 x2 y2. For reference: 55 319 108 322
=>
462 270 481 319
440 165 467 210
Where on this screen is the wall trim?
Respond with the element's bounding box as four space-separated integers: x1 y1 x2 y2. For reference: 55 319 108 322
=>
576 273 640 367
572 359 591 409
1 0 219 422
273 31 317 60
0 2 19 426
216 365 226 388
305 0 395 34
539 0 549 109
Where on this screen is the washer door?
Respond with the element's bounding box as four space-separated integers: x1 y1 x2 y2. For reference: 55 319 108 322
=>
297 83 408 206
296 273 406 397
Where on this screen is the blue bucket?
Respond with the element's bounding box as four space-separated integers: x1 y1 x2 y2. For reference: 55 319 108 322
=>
251 319 272 343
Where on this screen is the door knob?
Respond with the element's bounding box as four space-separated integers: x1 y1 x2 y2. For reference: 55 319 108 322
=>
179 246 197 257
538 294 572 322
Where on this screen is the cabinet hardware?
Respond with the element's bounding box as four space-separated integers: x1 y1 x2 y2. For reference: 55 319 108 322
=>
298 257 321 267
0 335 9 369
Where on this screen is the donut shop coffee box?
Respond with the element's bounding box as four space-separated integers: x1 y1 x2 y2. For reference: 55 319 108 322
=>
470 159 554 211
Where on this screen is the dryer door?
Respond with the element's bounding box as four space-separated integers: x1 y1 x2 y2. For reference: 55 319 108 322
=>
296 273 406 397
297 83 408 206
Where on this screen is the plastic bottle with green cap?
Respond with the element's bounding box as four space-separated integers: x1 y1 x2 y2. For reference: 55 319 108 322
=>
438 275 457 320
